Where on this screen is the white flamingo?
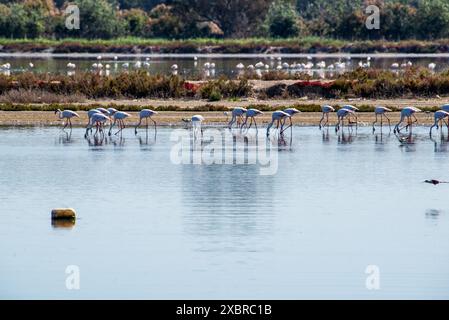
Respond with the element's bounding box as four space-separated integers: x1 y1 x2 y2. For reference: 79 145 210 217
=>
267 111 291 136
109 111 131 136
394 107 422 134
373 106 393 132
430 110 449 137
241 108 263 130
55 109 79 130
228 107 247 128
85 109 101 132
135 109 158 134
319 105 335 129
281 108 300 132
335 108 355 132
342 105 359 128
85 113 110 137
191 115 205 138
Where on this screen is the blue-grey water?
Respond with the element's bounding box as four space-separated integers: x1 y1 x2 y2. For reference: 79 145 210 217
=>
1 126 449 299
1 53 448 78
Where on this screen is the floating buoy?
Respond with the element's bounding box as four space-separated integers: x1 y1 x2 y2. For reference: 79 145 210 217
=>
51 208 76 220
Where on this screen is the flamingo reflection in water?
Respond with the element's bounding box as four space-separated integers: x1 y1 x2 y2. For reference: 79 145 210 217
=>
431 132 449 152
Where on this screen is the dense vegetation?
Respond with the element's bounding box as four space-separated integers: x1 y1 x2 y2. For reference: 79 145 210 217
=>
1 0 449 40
2 68 449 103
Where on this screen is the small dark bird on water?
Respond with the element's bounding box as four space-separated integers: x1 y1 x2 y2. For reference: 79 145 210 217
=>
424 179 449 185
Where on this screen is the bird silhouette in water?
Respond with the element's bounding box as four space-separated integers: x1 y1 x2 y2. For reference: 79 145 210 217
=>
424 179 449 185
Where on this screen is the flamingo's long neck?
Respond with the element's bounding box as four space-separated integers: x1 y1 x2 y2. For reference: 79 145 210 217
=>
57 110 63 119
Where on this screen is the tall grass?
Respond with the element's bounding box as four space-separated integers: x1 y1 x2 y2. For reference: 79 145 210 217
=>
1 37 449 53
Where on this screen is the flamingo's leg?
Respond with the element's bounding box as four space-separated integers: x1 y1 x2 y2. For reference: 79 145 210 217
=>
319 113 325 129
135 118 142 135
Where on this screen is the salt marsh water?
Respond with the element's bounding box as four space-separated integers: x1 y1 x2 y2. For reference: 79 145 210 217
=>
1 53 449 78
1 126 449 299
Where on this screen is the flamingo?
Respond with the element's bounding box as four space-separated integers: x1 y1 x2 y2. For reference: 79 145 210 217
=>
96 107 111 116
109 111 131 136
85 109 101 132
55 109 79 130
267 111 291 136
107 107 118 116
372 106 392 132
281 108 300 132
228 107 247 129
241 109 263 130
441 104 449 113
135 109 158 134
394 107 421 134
335 108 355 132
319 105 335 129
430 110 449 137
191 115 205 138
341 105 359 128
85 113 110 138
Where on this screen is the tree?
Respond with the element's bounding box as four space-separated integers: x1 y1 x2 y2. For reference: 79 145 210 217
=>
121 8 148 36
171 0 271 37
416 0 449 39
381 3 416 40
72 0 123 39
265 0 302 38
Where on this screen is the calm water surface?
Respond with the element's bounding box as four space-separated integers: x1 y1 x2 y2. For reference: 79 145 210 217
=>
1 53 449 78
0 126 449 299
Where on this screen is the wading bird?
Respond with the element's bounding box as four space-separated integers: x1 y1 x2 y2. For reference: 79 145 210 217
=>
85 109 101 132
96 107 110 116
107 108 118 116
241 108 263 130
135 109 158 134
394 107 421 134
373 106 392 132
85 113 110 138
191 115 205 138
281 108 300 133
342 105 359 129
267 111 291 136
228 107 247 129
109 111 131 136
430 110 449 137
55 109 79 130
335 108 355 132
319 105 335 129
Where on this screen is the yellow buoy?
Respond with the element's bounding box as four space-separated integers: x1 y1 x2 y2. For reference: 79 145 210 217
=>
51 208 76 220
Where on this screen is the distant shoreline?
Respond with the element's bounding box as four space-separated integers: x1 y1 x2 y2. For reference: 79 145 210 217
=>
2 37 449 54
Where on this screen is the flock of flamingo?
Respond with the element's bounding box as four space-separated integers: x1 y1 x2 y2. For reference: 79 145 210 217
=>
54 103 449 138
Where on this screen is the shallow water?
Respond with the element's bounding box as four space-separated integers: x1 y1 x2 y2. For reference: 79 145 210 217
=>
1 126 449 299
0 53 448 78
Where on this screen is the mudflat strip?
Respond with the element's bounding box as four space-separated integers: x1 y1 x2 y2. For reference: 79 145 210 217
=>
0 110 436 127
